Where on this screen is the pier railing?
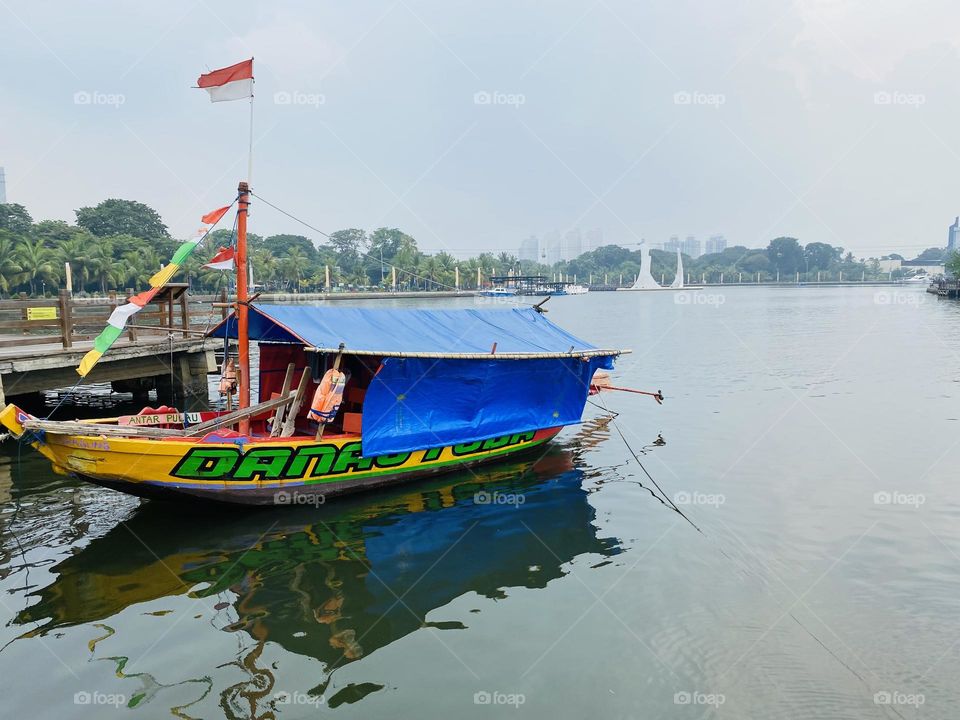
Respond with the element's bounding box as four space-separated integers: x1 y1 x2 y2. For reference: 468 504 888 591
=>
0 285 229 351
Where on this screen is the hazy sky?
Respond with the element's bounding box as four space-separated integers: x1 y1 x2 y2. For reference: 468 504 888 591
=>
3 0 960 258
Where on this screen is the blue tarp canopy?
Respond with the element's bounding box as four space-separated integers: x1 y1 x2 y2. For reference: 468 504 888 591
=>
209 304 621 455
209 304 617 357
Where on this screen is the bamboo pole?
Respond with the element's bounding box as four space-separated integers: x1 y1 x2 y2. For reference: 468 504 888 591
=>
304 347 629 360
23 419 182 438
236 182 252 434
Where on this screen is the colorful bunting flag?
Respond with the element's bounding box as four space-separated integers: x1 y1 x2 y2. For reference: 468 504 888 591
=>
76 204 232 377
77 287 161 377
201 205 231 224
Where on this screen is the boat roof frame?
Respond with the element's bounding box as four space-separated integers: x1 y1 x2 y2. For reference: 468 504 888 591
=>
301 345 630 360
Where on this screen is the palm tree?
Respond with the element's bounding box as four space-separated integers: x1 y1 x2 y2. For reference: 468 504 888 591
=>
178 253 204 291
16 238 59 295
433 251 456 288
279 247 309 291
251 249 277 291
86 243 119 293
0 233 23 294
122 248 163 289
56 236 91 292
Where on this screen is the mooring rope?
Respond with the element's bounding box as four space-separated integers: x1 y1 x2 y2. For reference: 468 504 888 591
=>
588 393 898 712
593 390 701 533
44 376 84 421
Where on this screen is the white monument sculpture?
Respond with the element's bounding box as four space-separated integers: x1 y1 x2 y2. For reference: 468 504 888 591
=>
671 248 684 288
629 242 662 290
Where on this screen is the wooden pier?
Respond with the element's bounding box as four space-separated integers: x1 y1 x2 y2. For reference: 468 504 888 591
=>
0 286 223 407
928 279 959 298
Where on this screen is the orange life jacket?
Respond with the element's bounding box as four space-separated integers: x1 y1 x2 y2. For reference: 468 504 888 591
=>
309 369 347 423
218 358 237 396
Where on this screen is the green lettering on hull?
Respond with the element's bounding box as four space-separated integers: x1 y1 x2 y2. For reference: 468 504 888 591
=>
169 431 542 482
331 442 374 473
284 445 337 478
170 448 240 479
233 448 292 481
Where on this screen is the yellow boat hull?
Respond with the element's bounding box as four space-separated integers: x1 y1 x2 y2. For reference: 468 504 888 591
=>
1 405 560 505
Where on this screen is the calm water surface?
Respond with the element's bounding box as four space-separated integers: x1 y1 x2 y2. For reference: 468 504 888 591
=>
2 286 959 718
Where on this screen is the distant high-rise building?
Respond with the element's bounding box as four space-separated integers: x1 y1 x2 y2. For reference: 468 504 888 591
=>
519 235 540 263
663 235 680 253
585 228 603 251
542 230 562 265
562 228 582 261
682 235 701 258
0 167 6 204
705 234 727 255
949 217 960 252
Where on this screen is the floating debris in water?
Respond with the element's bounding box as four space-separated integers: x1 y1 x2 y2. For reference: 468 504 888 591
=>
327 683 386 708
422 620 467 630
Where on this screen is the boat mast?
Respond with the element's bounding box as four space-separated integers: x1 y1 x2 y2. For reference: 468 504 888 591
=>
236 181 251 433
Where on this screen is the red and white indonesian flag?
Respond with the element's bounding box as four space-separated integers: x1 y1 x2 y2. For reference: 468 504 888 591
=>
197 58 254 102
204 246 235 271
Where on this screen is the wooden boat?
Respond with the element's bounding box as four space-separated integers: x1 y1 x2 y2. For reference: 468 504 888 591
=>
0 182 626 505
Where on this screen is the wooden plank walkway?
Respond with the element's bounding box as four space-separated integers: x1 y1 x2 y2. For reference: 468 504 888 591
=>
0 335 220 406
0 287 226 407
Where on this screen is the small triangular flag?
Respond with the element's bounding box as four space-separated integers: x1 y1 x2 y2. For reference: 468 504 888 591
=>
204 246 235 271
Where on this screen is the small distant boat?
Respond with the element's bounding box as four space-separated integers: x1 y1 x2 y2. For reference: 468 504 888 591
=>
527 282 588 296
478 286 517 297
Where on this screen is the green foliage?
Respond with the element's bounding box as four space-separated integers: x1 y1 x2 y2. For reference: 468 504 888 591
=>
15 238 59 294
261 234 318 264
76 199 169 240
0 204 33 234
738 251 772 274
913 247 946 262
766 237 803 274
0 196 898 296
945 251 960 278
803 242 841 271
327 228 367 276
0 231 24 293
365 228 418 284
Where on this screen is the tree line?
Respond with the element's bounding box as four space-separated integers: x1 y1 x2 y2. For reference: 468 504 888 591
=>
0 200 945 298
560 237 942 285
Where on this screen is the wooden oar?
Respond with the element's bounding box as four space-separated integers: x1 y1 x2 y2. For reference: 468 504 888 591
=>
279 370 310 438
269 363 296 437
184 392 296 437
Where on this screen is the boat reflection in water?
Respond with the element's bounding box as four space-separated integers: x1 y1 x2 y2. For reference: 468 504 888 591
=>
16 432 621 712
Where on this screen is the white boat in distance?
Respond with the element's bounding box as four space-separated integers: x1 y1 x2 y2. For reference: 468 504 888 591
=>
478 286 518 297
618 243 703 291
